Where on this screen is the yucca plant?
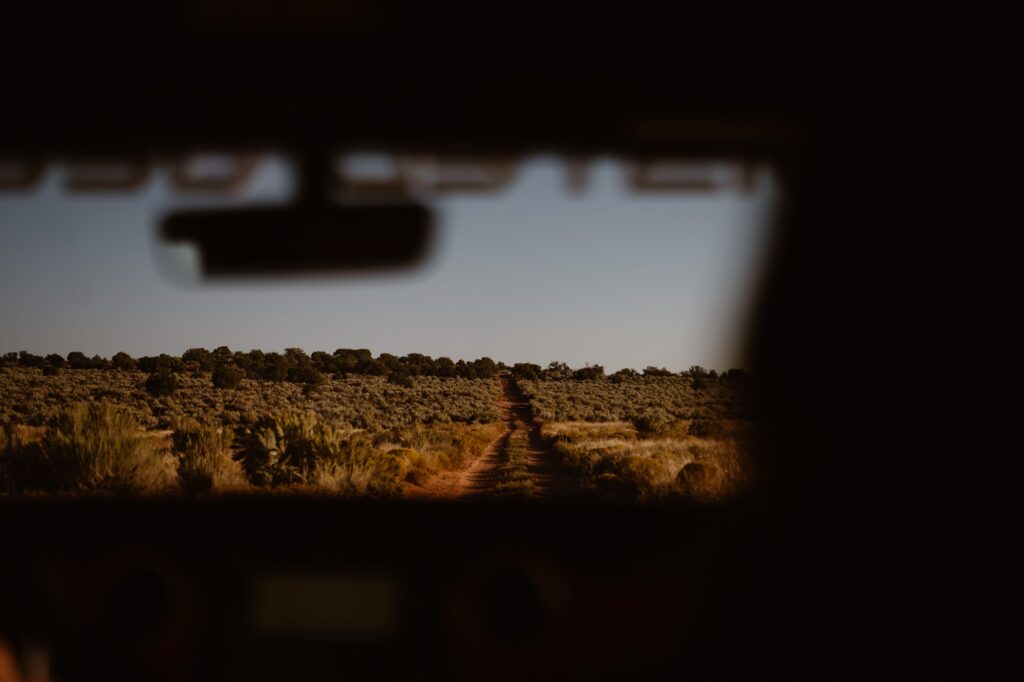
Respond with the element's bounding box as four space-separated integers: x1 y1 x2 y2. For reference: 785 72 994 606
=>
235 410 406 495
234 411 316 486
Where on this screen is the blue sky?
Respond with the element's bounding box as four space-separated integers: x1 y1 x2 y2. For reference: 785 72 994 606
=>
0 156 777 372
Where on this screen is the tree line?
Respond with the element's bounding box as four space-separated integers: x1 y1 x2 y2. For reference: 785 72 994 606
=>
507 361 744 383
2 349 746 388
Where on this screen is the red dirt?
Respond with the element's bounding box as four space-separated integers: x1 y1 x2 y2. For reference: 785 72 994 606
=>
404 373 570 500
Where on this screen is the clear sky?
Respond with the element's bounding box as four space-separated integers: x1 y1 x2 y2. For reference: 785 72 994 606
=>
0 156 778 372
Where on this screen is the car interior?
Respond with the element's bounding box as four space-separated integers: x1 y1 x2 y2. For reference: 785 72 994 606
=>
1 3 940 680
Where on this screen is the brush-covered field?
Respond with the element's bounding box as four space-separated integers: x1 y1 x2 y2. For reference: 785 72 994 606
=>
0 367 502 497
0 358 755 502
521 376 755 502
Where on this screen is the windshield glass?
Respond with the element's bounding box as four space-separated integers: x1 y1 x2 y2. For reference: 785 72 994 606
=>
0 154 775 502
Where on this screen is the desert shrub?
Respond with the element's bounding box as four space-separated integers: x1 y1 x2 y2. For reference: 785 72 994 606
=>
212 364 243 389
40 403 170 493
42 365 60 376
301 382 323 398
171 418 245 496
676 462 715 498
675 440 749 501
632 412 672 436
312 437 408 497
0 423 46 493
387 370 414 388
688 418 725 438
389 447 431 485
145 369 178 397
616 455 671 500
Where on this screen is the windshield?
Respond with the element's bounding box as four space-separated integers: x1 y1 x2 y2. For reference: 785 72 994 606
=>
0 154 775 502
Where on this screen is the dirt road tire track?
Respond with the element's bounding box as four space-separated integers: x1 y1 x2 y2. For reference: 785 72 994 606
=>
405 373 570 499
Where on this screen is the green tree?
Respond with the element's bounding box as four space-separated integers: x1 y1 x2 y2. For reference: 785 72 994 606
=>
212 363 243 389
17 351 46 368
183 348 214 371
434 356 457 377
145 369 178 396
573 364 605 381
512 363 541 380
287 363 324 386
111 351 137 370
472 357 497 379
260 353 289 382
66 351 89 369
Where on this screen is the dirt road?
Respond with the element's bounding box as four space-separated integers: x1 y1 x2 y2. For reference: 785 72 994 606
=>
406 373 569 499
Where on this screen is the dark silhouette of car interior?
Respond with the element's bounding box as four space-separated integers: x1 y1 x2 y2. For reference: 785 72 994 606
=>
0 3 938 681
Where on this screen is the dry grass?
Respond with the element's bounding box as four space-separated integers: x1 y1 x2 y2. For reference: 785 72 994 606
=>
525 376 754 502
30 403 175 494
381 421 505 485
170 418 247 496
494 425 533 496
540 421 638 442
1 368 756 501
0 368 506 498
541 420 752 502
0 399 503 498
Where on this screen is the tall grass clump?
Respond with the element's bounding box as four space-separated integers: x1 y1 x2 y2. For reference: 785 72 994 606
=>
171 418 246 496
382 421 504 476
40 402 171 494
308 431 408 497
0 423 46 493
